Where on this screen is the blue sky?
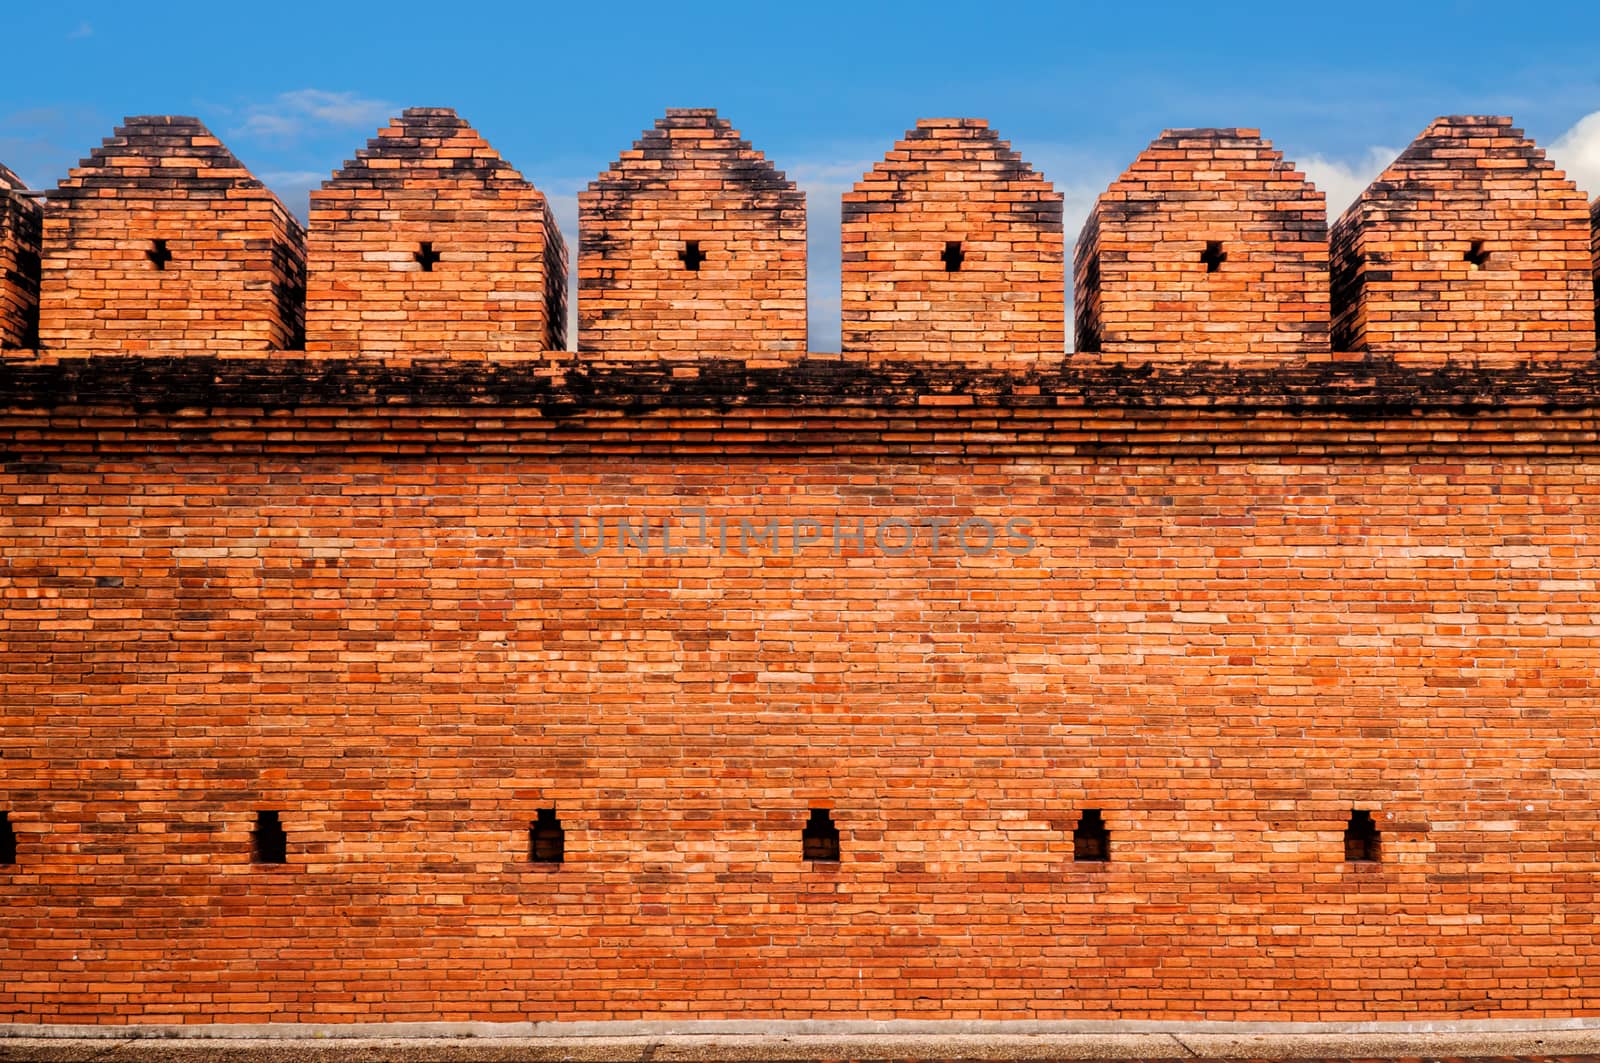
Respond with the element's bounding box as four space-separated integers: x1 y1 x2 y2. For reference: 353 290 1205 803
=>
6 0 1600 349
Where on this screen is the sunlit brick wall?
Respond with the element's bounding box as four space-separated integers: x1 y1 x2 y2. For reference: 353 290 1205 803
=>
1075 128 1329 359
578 109 806 358
1330 116 1594 360
305 108 566 356
37 116 305 353
841 119 1062 362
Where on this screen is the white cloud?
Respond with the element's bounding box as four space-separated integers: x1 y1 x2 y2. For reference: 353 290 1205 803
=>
236 90 394 140
1297 146 1400 217
1547 110 1600 200
67 21 92 40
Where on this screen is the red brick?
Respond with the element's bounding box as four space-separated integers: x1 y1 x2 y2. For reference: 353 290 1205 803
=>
37 116 305 352
1330 116 1594 360
578 110 805 359
0 162 41 349
842 119 1063 362
1076 128 1329 360
305 108 567 356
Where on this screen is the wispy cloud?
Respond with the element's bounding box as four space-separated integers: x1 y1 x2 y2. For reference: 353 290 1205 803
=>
235 89 394 140
67 21 92 40
1547 109 1600 199
1296 146 1400 217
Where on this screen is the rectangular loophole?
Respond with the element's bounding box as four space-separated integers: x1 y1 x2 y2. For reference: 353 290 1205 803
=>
529 808 564 864
251 810 287 864
1344 809 1380 862
0 812 15 865
802 808 839 862
1073 808 1109 862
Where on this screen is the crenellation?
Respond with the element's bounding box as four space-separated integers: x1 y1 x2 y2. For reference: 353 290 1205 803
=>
842 118 1064 362
304 107 567 356
37 116 305 352
13 108 1600 363
578 109 806 359
1075 128 1330 360
1329 115 1594 360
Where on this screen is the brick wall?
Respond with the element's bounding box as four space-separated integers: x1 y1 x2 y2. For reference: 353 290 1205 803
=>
1592 195 1599 316
1330 116 1593 360
4 356 1600 1024
1075 128 1329 359
37 116 305 352
0 163 41 350
841 119 1062 362
578 109 805 358
305 108 567 356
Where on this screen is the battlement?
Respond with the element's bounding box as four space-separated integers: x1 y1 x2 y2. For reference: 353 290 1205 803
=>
36 116 306 352
3 109 1596 362
578 109 807 358
306 107 566 356
1330 115 1594 360
1076 128 1329 359
842 118 1063 363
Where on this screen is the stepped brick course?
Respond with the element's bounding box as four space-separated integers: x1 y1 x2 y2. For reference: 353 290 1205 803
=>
0 163 41 349
841 118 1063 361
579 109 805 358
1330 116 1593 360
1075 128 1329 359
305 108 567 356
37 116 305 352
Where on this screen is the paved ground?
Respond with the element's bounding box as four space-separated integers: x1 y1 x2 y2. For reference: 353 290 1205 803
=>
6 1031 1600 1063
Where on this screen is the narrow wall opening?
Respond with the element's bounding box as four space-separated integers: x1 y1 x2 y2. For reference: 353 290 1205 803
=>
1344 809 1380 862
1073 809 1109 862
802 808 839 862
251 810 287 865
530 808 564 864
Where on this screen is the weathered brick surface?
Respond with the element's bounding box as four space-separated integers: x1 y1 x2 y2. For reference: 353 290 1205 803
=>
305 108 566 355
1591 195 1599 316
37 116 305 352
3 353 1600 1024
1075 129 1329 360
1330 116 1593 360
841 119 1062 361
0 163 41 350
578 110 805 358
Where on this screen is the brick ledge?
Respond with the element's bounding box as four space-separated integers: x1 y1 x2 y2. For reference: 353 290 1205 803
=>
4 353 1600 416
